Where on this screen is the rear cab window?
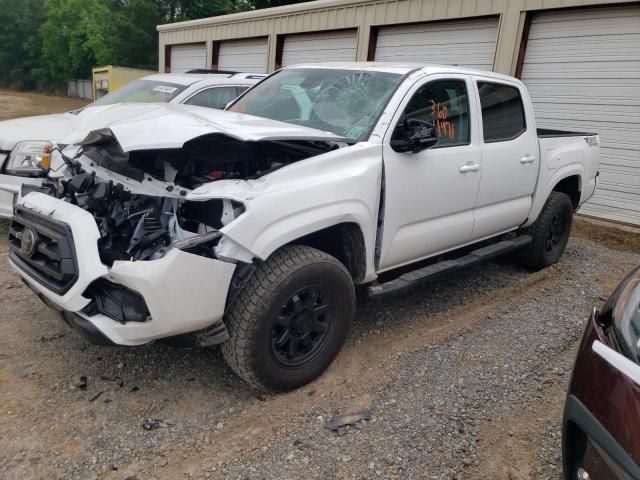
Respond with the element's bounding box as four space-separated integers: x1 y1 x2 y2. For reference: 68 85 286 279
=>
477 82 526 142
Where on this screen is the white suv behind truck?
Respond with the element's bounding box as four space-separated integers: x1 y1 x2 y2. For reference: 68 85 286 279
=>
0 71 264 217
8 63 599 391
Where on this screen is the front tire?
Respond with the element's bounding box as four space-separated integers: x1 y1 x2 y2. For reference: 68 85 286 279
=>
518 191 574 270
222 245 355 392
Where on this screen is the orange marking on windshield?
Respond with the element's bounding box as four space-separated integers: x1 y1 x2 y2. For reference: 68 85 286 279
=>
430 99 455 141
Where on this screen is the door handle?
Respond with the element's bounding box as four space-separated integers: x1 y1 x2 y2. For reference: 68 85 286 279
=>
520 154 536 164
459 162 480 173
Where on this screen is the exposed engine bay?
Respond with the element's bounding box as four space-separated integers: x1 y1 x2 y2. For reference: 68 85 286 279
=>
54 171 243 265
38 130 347 264
80 129 343 189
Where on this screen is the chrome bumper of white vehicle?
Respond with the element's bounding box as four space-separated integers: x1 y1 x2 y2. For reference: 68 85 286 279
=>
9 193 236 346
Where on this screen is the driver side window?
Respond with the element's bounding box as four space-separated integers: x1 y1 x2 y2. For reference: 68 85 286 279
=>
400 79 470 148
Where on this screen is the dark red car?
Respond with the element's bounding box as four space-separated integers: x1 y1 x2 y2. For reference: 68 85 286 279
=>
564 266 640 479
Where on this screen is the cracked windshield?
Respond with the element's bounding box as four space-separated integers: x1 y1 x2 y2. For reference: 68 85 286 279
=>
229 68 404 142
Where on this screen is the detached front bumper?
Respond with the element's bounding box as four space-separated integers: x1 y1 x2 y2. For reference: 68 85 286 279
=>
9 192 237 346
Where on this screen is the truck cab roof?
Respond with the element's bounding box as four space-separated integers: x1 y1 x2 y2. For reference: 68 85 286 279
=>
284 62 522 84
142 72 266 87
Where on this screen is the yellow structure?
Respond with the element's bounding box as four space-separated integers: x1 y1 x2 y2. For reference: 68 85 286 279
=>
91 65 156 100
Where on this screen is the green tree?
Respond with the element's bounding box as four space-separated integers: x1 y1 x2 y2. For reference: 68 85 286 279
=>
97 0 164 70
0 0 314 90
37 0 107 85
36 0 246 84
250 0 311 9
116 0 165 69
19 0 48 88
0 0 46 88
0 0 24 86
159 0 244 22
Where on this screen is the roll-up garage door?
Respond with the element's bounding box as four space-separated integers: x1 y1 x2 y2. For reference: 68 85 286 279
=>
521 6 640 225
374 17 499 71
170 43 206 73
282 30 357 67
218 38 268 73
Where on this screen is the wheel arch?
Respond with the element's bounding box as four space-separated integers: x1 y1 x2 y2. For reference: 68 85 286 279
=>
286 222 368 284
220 199 378 282
224 221 369 314
526 165 585 227
552 174 582 210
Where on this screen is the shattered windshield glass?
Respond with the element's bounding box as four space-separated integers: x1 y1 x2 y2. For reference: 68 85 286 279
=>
228 68 404 142
92 80 188 106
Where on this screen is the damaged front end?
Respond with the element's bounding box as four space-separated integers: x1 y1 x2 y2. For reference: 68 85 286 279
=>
9 125 348 347
63 127 342 264
60 169 242 265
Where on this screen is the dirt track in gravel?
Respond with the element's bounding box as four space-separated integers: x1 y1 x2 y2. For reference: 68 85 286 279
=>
2 222 638 480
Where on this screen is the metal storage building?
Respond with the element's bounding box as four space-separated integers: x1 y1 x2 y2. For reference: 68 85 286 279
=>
157 0 640 226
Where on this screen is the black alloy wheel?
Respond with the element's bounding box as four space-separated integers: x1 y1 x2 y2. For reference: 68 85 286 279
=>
518 191 574 270
222 245 355 392
546 211 569 252
270 286 335 369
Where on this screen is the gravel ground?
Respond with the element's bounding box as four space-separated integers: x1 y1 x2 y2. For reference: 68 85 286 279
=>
1 218 639 480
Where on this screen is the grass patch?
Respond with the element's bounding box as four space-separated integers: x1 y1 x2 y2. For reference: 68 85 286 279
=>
572 217 640 253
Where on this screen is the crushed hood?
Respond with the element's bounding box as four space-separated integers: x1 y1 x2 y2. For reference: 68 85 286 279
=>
1 102 347 153
57 104 353 196
0 103 184 151
72 103 349 152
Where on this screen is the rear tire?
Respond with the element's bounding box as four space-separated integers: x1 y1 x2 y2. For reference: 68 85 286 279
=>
222 245 355 392
518 191 573 270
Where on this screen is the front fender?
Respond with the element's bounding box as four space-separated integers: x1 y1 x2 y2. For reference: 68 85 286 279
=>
216 143 383 278
226 198 375 258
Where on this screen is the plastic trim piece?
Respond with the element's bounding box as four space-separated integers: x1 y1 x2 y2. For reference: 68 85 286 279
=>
537 128 598 138
593 340 640 386
9 206 79 295
368 235 532 298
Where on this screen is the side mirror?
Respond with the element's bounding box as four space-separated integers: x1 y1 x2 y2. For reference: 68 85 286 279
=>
391 118 439 153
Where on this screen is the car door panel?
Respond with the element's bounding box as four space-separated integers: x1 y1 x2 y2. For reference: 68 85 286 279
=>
583 438 632 480
378 75 481 271
471 78 539 239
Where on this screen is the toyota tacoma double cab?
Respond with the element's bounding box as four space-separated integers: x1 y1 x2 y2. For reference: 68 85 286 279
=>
8 63 600 391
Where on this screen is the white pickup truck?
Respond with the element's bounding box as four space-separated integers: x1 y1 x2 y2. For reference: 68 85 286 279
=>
8 63 599 391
